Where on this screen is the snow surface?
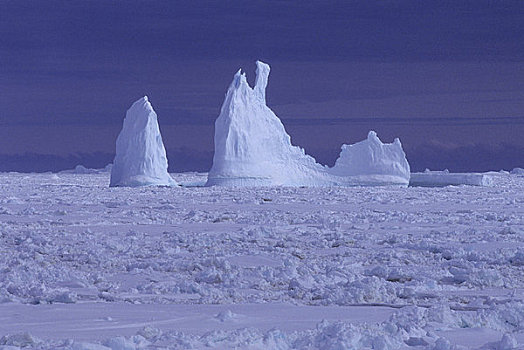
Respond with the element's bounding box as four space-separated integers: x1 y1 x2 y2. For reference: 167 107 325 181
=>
110 96 176 187
0 171 523 349
207 61 410 187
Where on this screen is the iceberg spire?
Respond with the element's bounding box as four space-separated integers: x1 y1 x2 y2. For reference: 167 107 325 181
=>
254 60 270 101
206 61 325 186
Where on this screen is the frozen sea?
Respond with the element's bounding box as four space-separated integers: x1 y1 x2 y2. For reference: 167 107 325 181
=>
0 171 523 349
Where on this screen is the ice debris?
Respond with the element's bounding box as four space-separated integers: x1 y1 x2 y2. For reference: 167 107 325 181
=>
511 167 524 175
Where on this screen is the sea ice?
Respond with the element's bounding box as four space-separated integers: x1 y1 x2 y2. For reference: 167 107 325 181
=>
0 171 523 348
109 96 176 187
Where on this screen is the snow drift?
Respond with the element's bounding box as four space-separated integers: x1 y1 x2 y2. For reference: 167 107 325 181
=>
110 96 176 187
206 61 410 187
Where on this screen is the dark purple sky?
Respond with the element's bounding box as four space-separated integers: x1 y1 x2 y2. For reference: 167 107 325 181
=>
1 0 523 172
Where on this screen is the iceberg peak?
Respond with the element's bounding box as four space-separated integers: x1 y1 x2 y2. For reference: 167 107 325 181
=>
110 96 176 187
232 69 243 87
367 130 379 141
127 95 154 115
231 69 250 90
255 60 270 101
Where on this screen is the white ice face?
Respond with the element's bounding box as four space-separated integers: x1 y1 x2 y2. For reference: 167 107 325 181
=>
207 61 411 187
110 96 177 187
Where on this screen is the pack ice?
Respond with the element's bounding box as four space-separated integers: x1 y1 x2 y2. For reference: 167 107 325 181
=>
206 61 410 187
110 96 176 187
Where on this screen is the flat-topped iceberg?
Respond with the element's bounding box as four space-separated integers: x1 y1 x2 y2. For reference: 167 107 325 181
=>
410 170 494 187
110 96 176 187
329 131 410 186
206 61 410 187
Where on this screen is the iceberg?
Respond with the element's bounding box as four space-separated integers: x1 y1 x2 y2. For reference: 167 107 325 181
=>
206 61 328 186
329 131 410 186
206 61 410 187
409 171 494 187
110 96 176 187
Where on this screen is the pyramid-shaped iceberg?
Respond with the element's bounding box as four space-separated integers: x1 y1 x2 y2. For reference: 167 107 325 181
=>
110 96 177 187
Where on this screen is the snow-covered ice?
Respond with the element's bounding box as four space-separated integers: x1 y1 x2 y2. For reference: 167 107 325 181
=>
0 170 523 349
109 96 176 187
207 61 410 187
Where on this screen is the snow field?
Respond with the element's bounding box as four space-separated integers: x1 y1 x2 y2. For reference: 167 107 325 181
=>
0 172 523 349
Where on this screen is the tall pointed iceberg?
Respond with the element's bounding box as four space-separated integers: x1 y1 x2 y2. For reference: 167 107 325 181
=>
206 61 327 186
110 96 176 187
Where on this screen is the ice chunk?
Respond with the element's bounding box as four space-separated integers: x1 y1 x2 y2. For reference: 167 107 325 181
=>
215 309 237 322
59 164 112 174
330 131 410 186
510 167 524 175
72 342 112 350
110 96 176 187
497 334 517 350
0 333 39 348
